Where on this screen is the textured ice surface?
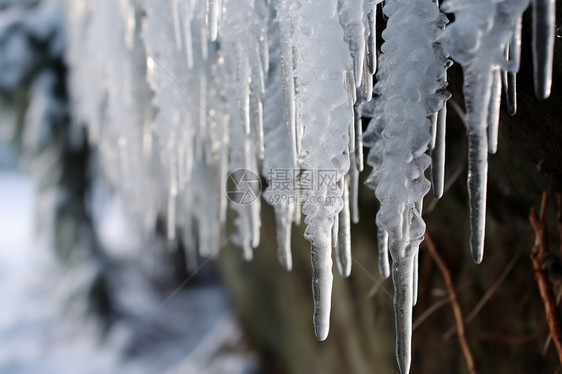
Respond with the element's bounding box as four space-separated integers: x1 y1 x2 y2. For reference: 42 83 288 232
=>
363 0 450 371
56 0 555 371
291 1 353 341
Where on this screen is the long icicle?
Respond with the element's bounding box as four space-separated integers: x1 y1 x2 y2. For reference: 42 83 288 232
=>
336 176 352 277
532 0 555 99
431 104 447 198
487 68 502 155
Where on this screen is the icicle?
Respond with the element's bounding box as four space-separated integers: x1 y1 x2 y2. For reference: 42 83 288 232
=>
350 153 360 224
250 201 261 249
504 71 517 116
377 226 390 278
412 198 423 306
276 2 298 168
361 58 374 102
120 0 136 50
443 0 530 264
206 0 219 41
465 66 491 264
237 47 251 135
532 0 555 99
261 32 270 75
346 71 357 105
242 239 253 261
429 112 438 149
504 19 521 115
183 8 194 68
262 18 295 271
294 1 352 342
219 129 229 224
392 253 414 374
255 98 265 160
178 145 187 188
201 22 208 61
510 17 523 73
167 184 177 241
504 43 518 117
171 0 183 51
361 1 449 370
365 0 378 75
199 75 208 157
142 117 153 160
430 104 447 199
338 0 366 86
412 250 419 306
336 177 352 278
332 211 339 260
488 68 501 154
244 141 261 250
311 239 334 341
354 104 364 172
275 205 294 271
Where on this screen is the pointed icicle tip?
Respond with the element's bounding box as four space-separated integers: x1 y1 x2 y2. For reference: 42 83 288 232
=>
471 239 484 264
311 241 333 342
531 0 555 100
314 323 330 341
392 256 414 374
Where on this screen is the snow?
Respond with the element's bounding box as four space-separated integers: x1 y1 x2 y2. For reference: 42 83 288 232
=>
0 167 258 374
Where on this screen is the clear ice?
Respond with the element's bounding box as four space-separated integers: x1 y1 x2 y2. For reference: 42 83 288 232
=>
56 0 556 372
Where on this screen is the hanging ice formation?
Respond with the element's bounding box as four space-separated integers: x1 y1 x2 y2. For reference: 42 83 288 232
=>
363 0 451 372
63 0 556 372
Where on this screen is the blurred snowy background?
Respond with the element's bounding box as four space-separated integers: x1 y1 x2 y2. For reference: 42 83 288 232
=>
0 141 259 374
0 1 260 369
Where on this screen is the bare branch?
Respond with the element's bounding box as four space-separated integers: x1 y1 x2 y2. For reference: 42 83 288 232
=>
425 232 477 374
530 191 562 366
442 248 521 340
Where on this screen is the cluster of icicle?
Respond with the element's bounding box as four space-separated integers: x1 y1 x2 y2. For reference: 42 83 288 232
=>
63 0 555 372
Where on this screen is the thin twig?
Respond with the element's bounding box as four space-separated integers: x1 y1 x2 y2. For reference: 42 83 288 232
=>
556 192 562 258
442 248 521 340
530 191 562 366
413 297 452 331
477 331 541 345
366 277 388 299
418 248 434 310
424 232 477 374
544 195 562 355
543 287 562 355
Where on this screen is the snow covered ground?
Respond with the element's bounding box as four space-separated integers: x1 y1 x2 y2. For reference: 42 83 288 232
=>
0 155 258 374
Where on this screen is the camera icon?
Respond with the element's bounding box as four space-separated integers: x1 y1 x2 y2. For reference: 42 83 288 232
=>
226 169 262 205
